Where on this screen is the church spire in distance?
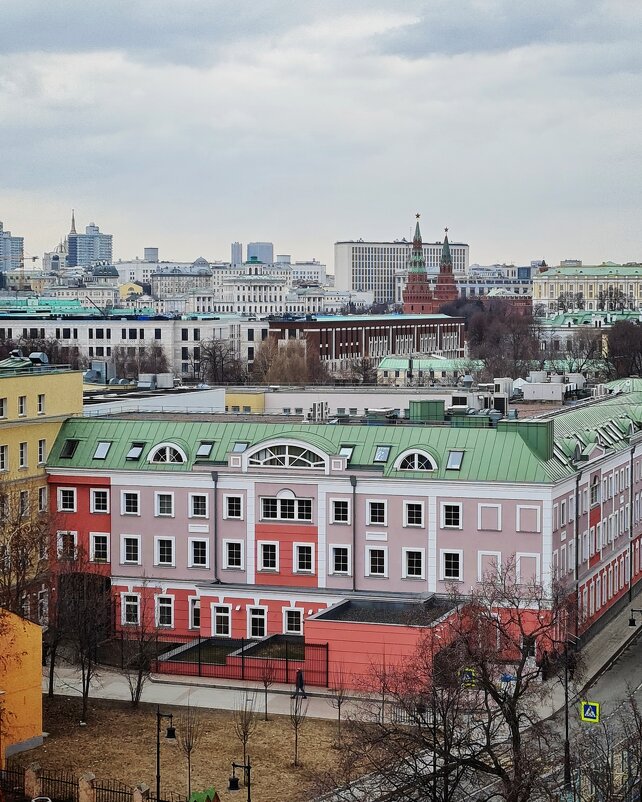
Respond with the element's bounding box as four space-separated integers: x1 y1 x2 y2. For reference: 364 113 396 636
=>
70 209 77 235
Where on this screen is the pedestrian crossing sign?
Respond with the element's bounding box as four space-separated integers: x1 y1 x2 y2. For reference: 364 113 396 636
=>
580 701 600 723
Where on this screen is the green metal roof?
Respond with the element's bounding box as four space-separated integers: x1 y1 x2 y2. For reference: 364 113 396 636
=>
378 357 484 372
541 264 642 277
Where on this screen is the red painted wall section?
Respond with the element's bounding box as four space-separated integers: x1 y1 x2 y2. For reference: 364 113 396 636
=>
254 522 318 588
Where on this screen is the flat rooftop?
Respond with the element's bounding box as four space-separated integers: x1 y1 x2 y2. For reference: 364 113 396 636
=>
316 597 456 626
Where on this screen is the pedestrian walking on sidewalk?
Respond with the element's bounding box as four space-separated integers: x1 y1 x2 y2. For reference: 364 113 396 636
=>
291 668 307 699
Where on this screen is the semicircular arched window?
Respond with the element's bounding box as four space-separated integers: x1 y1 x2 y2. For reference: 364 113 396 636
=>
397 451 437 471
149 443 187 464
248 443 326 469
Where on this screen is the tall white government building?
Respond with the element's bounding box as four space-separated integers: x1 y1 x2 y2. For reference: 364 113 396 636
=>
334 236 469 304
0 221 24 272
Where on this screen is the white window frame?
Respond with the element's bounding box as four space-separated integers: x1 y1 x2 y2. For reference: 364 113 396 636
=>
0 444 7 472
516 552 541 583
402 547 425 579
440 502 463 530
212 603 232 637
258 540 279 571
260 496 313 522
90 488 110 514
56 530 78 560
366 499 388 526
121 592 141 626
247 605 268 639
477 550 502 581
293 543 315 574
89 532 110 563
223 494 244 520
365 545 388 577
57 487 77 513
38 439 46 465
19 441 27 469
329 544 351 576
516 505 542 533
121 490 141 516
189 493 209 519
283 607 304 635
189 597 201 630
120 534 142 565
154 536 176 567
38 486 48 513
223 539 245 570
330 497 351 525
477 504 502 531
440 549 464 581
155 594 174 628
403 500 424 528
37 393 45 415
148 442 187 464
188 537 210 569
154 491 175 518
18 395 26 417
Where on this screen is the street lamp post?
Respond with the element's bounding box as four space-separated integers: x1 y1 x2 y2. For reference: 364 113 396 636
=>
156 706 176 802
228 757 251 802
628 608 642 627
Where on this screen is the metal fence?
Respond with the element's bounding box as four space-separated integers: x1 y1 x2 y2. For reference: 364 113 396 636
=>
39 768 80 802
0 761 27 802
94 778 134 802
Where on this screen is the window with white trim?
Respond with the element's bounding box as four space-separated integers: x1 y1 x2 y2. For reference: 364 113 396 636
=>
0 444 7 471
189 538 209 568
441 503 462 529
121 535 141 565
397 451 436 471
122 491 140 515
91 489 109 513
294 544 314 573
122 594 140 625
214 605 231 636
57 488 76 512
149 444 186 464
155 492 174 517
90 533 109 563
190 494 208 518
57 530 77 560
224 495 243 519
190 598 201 629
38 439 46 465
258 542 279 571
18 395 26 416
367 500 387 526
156 595 174 627
155 537 175 567
38 486 48 513
37 394 45 415
261 497 312 521
284 608 303 634
366 546 387 577
331 499 350 524
19 490 28 518
402 548 425 579
248 443 325 469
441 550 463 581
248 606 267 638
330 545 350 575
404 502 423 527
224 540 244 570
19 442 27 468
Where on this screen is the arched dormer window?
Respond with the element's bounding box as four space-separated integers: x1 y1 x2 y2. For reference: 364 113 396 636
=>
148 443 187 464
395 450 437 472
248 443 325 469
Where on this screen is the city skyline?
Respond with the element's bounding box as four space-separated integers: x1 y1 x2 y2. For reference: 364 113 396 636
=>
1 1 640 268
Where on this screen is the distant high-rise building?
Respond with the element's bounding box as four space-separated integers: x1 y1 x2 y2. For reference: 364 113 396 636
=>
67 211 113 267
144 247 159 262
231 242 243 268
247 242 273 264
0 221 24 272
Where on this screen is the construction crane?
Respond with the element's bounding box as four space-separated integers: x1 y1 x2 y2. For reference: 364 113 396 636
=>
15 254 40 294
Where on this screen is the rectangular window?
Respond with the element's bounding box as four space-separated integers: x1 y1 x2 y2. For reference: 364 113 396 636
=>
93 441 111 460
366 546 387 577
330 545 350 575
442 551 463 581
121 536 141 565
60 438 79 459
189 494 208 518
57 488 76 512
259 542 279 571
19 490 29 518
189 539 209 568
155 538 175 567
261 497 312 521
122 594 140 625
0 444 6 471
248 606 267 638
38 486 48 513
284 609 303 635
38 439 46 464
225 496 243 519
214 605 231 637
57 530 77 560
294 544 314 573
367 501 387 526
446 450 465 470
331 499 350 524
91 489 109 513
405 502 423 527
0 398 6 418
224 541 244 569
155 492 174 517
90 533 109 563
196 441 214 458
126 442 145 461
19 441 27 468
190 598 201 629
18 395 26 416
441 503 462 529
403 548 425 579
156 596 174 628
122 492 140 515
374 445 391 463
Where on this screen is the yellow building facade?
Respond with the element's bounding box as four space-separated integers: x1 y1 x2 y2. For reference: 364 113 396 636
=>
0 609 43 765
225 389 266 414
533 263 642 313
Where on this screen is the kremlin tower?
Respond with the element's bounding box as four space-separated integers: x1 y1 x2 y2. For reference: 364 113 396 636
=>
402 215 459 314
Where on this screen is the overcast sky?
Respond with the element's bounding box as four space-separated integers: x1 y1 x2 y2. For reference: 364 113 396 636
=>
1 0 641 269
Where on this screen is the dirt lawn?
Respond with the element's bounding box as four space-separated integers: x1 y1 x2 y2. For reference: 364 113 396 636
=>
18 696 342 802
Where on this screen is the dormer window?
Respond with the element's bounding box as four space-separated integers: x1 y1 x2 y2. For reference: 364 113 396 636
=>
148 443 187 464
248 444 325 469
396 451 437 471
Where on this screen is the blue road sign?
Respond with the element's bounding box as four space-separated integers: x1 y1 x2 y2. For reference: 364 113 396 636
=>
580 701 600 723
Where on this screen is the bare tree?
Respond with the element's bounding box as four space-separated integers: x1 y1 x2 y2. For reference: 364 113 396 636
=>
233 692 258 768
178 698 205 799
121 584 161 707
259 661 276 721
199 338 247 384
251 339 330 385
289 695 309 768
328 663 349 747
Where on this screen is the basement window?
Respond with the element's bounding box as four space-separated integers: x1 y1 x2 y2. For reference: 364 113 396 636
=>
60 439 79 459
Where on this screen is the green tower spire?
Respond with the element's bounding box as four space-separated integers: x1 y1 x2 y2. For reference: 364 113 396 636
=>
440 226 452 268
409 213 426 274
